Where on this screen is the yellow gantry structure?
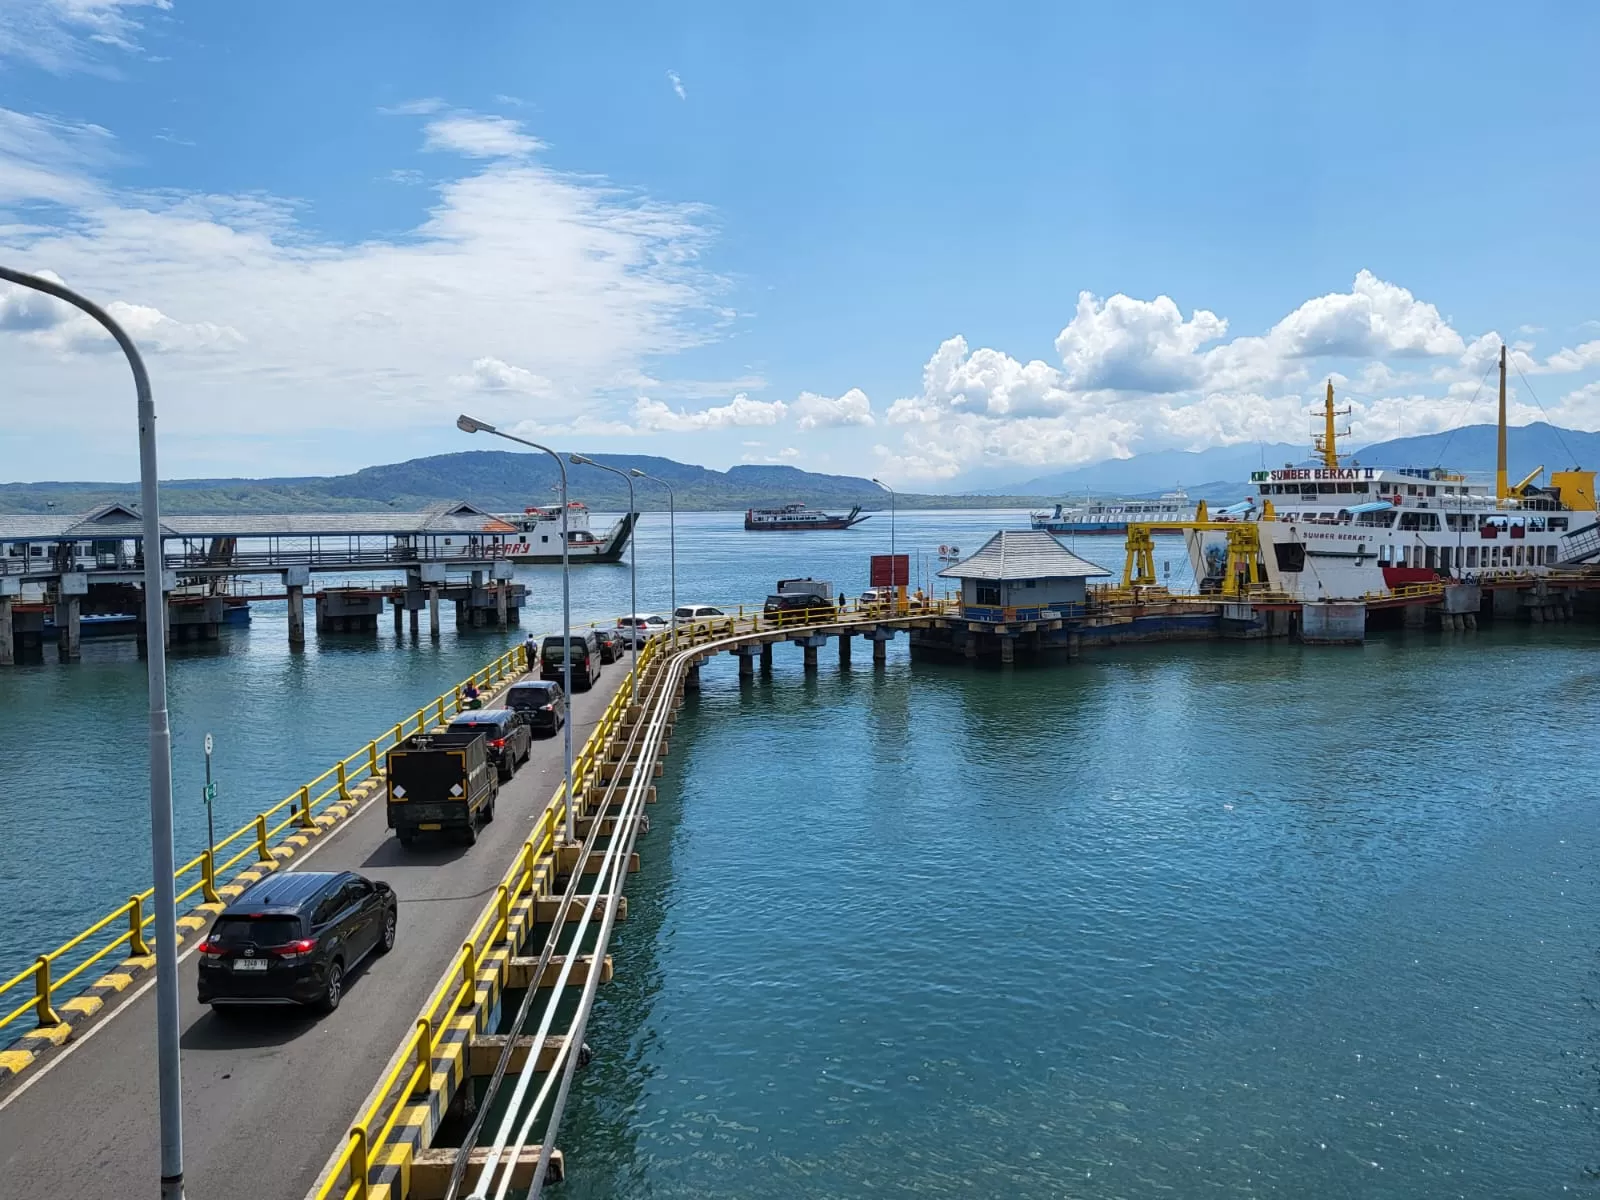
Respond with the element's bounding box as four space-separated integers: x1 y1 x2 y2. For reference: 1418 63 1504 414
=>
1121 519 1269 597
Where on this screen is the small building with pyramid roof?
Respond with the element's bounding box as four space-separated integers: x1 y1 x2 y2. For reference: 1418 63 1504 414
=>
938 529 1109 620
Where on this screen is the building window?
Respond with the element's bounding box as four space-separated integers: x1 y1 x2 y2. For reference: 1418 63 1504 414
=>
975 584 1001 606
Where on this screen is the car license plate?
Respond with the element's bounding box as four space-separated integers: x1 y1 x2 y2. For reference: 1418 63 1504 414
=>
419 822 441 831
233 959 268 972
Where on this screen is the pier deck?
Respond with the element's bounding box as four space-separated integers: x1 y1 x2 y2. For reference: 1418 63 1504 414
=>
0 665 628 1200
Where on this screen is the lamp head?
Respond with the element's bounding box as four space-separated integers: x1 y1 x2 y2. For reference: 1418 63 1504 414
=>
456 414 495 434
629 468 645 478
570 453 594 466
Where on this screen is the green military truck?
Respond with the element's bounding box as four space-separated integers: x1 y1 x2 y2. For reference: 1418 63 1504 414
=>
385 730 499 847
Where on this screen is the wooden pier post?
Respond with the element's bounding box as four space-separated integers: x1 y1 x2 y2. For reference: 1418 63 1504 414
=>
838 633 852 668
429 587 441 639
0 596 12 666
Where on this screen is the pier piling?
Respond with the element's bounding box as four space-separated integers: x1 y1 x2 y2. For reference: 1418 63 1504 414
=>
874 638 888 664
760 642 773 673
287 584 306 648
999 635 1014 665
838 634 852 668
409 606 420 638
495 584 508 629
428 587 441 639
393 601 403 637
0 594 12 666
54 597 81 662
803 643 818 672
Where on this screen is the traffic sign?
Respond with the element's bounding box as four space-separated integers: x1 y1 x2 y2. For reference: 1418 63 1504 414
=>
203 782 217 803
204 733 213 756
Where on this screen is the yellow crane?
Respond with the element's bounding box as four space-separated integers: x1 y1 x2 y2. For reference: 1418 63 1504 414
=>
1122 515 1270 598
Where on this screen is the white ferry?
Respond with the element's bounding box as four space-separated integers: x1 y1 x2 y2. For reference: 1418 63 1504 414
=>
1184 350 1599 600
1032 491 1194 535
490 501 637 564
744 503 868 531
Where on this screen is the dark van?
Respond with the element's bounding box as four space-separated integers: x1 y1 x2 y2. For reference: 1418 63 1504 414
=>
541 633 601 691
385 730 498 846
447 708 532 780
506 680 567 734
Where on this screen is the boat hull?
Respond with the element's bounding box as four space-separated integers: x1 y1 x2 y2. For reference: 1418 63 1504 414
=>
499 512 636 565
743 517 868 531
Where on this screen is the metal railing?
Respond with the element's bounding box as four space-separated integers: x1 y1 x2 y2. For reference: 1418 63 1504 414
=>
310 635 664 1200
0 645 528 1041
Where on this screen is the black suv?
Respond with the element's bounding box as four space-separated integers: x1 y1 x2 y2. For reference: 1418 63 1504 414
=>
505 680 566 734
447 708 532 780
197 871 396 1014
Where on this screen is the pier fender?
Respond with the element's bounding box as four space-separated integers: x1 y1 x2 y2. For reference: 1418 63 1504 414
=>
578 1042 594 1070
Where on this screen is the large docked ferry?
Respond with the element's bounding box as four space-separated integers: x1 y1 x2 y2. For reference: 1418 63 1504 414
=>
744 503 869 531
1184 349 1600 601
1032 491 1195 535
490 502 637 564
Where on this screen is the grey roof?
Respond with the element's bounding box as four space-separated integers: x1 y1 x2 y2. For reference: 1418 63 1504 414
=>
0 500 517 542
938 529 1110 581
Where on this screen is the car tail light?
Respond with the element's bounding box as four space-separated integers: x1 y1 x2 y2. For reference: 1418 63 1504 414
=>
490 737 506 749
197 938 221 960
274 938 316 962
540 704 554 711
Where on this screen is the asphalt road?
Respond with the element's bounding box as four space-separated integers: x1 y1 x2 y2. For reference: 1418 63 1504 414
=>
0 662 626 1200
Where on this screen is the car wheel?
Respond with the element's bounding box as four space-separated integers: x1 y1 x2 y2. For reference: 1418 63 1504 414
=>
378 909 397 954
397 832 415 848
485 793 497 823
462 814 479 846
318 961 344 1014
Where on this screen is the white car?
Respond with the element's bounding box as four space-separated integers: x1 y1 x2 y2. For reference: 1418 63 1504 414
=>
616 613 669 647
673 604 725 621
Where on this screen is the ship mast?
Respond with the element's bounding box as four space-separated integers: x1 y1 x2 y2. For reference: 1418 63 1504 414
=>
1495 343 1508 501
1313 379 1349 469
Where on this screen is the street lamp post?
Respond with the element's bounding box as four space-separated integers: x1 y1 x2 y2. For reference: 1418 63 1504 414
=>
456 415 576 844
1 266 186 1199
872 477 898 610
631 469 676 648
570 455 638 707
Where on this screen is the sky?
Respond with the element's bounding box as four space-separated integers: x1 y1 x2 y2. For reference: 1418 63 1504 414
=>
1 0 1598 490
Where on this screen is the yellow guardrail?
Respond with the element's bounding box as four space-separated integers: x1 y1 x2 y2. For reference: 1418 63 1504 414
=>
311 633 667 1200
0 645 529 1041
312 598 957 1199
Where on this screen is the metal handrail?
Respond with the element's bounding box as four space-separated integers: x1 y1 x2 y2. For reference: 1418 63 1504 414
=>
0 644 528 1040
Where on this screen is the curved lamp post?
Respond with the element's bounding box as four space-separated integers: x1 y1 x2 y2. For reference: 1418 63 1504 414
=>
630 469 675 649
1 266 185 1198
569 455 637 706
455 415 575 844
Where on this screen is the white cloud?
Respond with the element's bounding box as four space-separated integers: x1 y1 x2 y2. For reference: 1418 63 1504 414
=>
450 356 554 396
0 0 170 71
872 271 1600 483
792 387 872 430
667 70 686 101
0 104 726 467
1055 292 1226 393
632 393 787 432
422 113 542 159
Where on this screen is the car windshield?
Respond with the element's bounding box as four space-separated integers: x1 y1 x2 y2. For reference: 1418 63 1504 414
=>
212 916 301 945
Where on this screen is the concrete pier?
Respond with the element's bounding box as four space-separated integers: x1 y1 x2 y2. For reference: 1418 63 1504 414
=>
760 642 773 673
393 602 404 636
54 598 81 662
495 584 509 628
838 633 852 668
429 587 441 639
998 634 1014 665
0 590 15 667
409 606 420 638
803 643 818 672
287 585 306 648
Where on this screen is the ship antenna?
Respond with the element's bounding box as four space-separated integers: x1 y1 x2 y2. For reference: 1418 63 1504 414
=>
1313 379 1350 469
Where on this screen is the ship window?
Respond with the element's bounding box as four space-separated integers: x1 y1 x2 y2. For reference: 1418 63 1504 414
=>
1337 482 1352 493
1354 482 1369 493
1515 546 1524 567
1551 518 1568 531
1318 482 1335 493
1408 484 1417 495
1427 486 1436 496
541 535 549 543
1466 546 1477 568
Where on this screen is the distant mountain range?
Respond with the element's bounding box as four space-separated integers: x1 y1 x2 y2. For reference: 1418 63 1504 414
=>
2 423 1593 515
0 451 1037 515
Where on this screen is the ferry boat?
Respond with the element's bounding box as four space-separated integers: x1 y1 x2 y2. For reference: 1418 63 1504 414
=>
1032 491 1195 535
744 503 868 531
490 501 637 564
1184 349 1600 601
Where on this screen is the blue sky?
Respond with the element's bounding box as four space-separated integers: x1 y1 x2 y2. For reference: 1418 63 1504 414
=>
2 0 1598 487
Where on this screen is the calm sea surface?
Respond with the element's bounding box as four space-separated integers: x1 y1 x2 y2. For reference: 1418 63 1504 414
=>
3 508 1595 1197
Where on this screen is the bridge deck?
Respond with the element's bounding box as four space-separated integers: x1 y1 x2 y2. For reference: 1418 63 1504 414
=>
0 665 627 1200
